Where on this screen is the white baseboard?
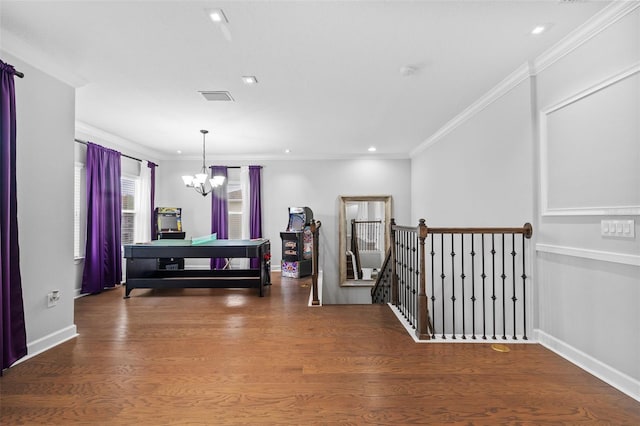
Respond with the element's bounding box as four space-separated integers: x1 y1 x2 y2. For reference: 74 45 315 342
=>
389 304 536 344
535 329 640 402
13 325 79 367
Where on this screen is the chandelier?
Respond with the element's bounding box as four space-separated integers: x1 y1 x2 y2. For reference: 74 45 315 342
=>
181 129 226 196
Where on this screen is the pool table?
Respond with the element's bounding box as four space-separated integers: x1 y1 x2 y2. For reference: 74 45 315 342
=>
123 238 271 298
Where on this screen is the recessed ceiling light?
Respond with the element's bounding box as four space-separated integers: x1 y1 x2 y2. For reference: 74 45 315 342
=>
284 149 291 154
368 147 377 152
531 24 547 35
208 9 228 23
242 76 258 85
177 150 182 154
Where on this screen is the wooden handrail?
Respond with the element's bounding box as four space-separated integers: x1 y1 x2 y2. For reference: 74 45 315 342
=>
310 219 322 306
423 223 533 238
393 223 533 238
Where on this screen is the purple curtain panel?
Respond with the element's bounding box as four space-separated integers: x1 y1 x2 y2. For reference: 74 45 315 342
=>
0 60 27 371
148 161 157 240
81 143 122 294
249 166 262 269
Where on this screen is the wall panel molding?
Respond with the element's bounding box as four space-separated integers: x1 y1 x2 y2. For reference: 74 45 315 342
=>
539 62 640 216
536 243 640 267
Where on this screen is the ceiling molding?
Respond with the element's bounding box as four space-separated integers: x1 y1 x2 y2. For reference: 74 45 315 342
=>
410 1 639 159
410 63 531 158
75 121 163 162
76 123 410 162
174 152 411 162
532 1 640 74
1 28 88 88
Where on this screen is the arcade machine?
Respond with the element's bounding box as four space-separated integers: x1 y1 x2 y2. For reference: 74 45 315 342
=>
154 207 186 270
280 207 313 278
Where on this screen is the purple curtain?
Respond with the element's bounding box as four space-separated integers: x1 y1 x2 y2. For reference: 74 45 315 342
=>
148 161 157 240
0 60 27 371
81 143 122 294
249 166 262 269
210 166 228 269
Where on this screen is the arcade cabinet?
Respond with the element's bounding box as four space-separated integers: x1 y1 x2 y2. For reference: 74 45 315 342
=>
154 207 185 270
280 207 313 278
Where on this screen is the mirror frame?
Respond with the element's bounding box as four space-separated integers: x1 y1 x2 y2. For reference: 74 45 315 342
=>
338 195 392 286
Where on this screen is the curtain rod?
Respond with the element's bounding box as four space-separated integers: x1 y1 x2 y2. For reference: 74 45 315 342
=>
75 139 261 169
75 138 146 163
14 70 24 78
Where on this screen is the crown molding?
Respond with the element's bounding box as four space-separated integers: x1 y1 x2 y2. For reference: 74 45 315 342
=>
0 29 88 88
172 152 411 162
410 62 531 158
533 1 640 74
75 121 163 162
410 1 640 159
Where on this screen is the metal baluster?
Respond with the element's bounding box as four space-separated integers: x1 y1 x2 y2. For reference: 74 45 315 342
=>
491 234 496 340
430 234 436 339
395 236 404 313
522 234 528 340
400 231 406 321
405 232 412 326
461 233 466 340
440 234 446 339
511 233 517 340
406 231 409 323
481 234 487 340
450 233 456 339
398 231 404 323
413 232 420 331
407 230 418 329
501 234 507 340
471 234 476 340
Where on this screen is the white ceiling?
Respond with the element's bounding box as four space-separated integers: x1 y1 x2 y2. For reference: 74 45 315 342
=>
1 1 609 160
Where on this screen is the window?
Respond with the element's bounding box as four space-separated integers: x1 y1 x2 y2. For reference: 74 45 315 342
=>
227 168 243 239
121 176 137 245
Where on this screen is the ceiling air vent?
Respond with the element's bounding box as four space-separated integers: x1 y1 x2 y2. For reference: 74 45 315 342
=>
199 91 234 101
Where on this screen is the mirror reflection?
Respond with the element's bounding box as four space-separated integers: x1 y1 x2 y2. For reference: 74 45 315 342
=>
339 195 391 285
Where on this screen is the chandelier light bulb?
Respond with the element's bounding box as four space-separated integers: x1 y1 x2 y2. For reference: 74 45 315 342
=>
182 129 226 196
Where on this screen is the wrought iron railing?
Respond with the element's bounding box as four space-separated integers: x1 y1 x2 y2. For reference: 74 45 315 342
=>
372 219 533 341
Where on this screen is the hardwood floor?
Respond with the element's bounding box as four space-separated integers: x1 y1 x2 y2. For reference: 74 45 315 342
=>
2 274 639 425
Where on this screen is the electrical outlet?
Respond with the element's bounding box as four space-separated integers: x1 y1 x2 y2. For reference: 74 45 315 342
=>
47 290 60 308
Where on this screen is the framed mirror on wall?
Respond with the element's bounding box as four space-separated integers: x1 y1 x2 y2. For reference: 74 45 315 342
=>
338 195 392 286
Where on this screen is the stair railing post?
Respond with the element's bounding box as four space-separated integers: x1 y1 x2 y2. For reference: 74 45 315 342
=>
390 218 398 306
416 219 431 340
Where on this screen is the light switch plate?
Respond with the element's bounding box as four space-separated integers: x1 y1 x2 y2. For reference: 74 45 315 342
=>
601 220 635 238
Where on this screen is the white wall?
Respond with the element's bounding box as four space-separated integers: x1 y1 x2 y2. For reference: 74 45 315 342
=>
2 52 78 359
534 6 640 395
409 3 640 400
410 79 534 227
157 158 411 304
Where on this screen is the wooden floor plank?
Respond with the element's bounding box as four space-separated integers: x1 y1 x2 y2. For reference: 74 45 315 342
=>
1 274 639 425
